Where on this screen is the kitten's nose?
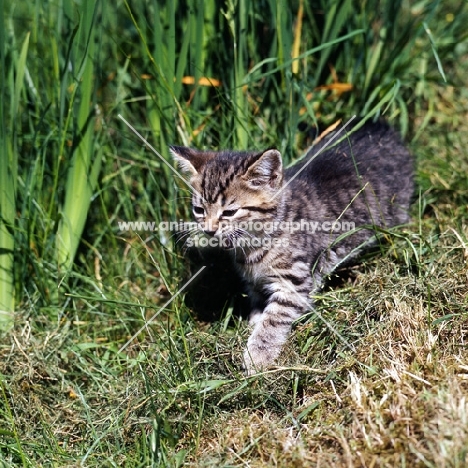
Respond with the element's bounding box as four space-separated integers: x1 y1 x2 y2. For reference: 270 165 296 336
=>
204 229 217 237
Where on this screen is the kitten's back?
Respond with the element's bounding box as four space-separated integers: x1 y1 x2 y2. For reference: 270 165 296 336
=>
287 121 413 227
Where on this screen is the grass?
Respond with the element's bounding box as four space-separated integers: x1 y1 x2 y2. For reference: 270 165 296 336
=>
1 0 468 466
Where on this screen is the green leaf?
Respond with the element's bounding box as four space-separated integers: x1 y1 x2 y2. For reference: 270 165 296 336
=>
297 401 321 422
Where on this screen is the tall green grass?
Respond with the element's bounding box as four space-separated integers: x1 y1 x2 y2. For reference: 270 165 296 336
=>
0 0 108 319
56 0 102 272
0 18 29 329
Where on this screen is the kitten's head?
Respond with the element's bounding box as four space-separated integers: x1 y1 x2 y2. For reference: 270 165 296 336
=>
170 146 284 248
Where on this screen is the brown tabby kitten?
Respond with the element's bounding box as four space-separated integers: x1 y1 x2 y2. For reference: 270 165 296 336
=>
171 121 413 373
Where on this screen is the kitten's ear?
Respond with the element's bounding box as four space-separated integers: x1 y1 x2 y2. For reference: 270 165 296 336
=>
243 149 283 189
170 146 215 176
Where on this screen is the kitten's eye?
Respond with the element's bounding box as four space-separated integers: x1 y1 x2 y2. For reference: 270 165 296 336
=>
222 209 238 217
250 178 264 187
193 206 205 216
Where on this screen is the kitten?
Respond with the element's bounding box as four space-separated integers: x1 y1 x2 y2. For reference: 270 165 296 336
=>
171 121 413 374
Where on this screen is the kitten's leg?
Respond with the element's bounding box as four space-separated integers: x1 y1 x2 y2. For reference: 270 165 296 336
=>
242 249 342 373
243 268 315 373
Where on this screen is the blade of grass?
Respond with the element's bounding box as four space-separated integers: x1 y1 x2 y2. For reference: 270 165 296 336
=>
190 0 205 111
363 27 386 96
313 0 353 87
0 1 14 327
291 0 304 75
56 0 102 270
0 28 29 329
223 0 249 147
423 21 447 82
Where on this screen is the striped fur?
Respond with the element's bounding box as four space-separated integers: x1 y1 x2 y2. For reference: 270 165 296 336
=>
171 121 414 373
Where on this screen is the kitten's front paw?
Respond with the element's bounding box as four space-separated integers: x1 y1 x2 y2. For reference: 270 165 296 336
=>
242 343 282 375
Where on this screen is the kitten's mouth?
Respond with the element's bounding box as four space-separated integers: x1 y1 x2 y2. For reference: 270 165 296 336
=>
202 231 265 250
201 231 235 249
